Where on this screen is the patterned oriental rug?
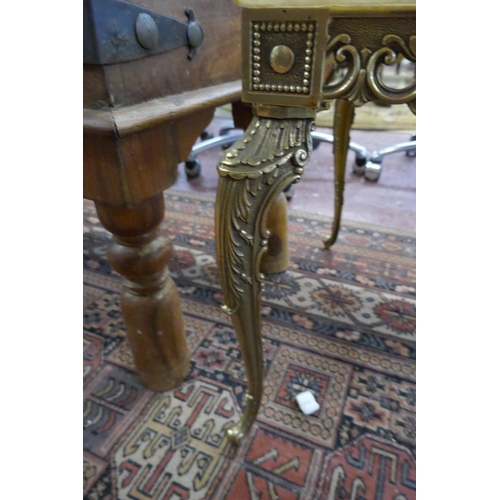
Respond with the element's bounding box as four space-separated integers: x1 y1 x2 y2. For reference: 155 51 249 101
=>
83 190 416 500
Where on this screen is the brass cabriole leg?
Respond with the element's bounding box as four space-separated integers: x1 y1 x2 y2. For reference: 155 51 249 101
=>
324 99 355 249
215 114 314 445
95 193 190 392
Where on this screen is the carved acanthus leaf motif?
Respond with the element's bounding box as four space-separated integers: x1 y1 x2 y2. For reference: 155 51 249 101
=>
218 118 311 179
216 116 313 311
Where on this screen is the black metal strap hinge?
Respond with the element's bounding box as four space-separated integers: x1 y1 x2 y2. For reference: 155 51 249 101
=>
83 0 204 65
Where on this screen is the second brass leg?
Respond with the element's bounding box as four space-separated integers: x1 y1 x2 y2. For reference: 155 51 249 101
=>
324 99 356 249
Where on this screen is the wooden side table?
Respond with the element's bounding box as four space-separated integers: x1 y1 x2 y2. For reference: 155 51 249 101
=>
84 0 242 391
215 0 416 444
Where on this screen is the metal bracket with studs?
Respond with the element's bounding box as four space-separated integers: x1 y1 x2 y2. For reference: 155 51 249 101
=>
84 0 204 65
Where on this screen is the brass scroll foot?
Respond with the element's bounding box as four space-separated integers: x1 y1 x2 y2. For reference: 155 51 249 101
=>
324 99 355 249
215 114 314 445
226 394 257 446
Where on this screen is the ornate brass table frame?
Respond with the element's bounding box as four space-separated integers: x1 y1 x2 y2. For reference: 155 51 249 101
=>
215 4 416 445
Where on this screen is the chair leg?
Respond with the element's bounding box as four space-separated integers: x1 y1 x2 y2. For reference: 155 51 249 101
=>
324 99 356 249
215 114 314 445
260 192 290 274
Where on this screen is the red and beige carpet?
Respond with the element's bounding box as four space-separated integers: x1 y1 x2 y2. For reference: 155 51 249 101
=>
84 190 416 499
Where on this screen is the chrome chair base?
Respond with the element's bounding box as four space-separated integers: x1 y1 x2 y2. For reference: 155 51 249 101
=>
187 127 415 183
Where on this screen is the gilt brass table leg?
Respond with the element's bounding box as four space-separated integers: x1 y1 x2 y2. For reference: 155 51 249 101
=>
215 114 314 445
324 99 355 249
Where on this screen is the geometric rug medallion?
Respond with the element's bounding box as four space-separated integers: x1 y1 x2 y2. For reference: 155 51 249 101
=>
84 189 416 499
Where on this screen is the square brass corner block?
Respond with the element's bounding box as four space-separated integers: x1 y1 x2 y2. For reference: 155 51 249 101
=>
241 8 329 109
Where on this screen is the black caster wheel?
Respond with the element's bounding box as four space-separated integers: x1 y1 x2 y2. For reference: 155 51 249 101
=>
364 161 381 181
352 156 367 175
200 130 214 141
406 134 416 157
284 184 295 201
185 155 201 178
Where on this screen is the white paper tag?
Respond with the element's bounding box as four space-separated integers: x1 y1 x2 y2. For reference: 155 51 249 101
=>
295 391 320 415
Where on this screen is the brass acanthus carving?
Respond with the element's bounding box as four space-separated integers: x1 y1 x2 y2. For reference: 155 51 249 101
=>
322 33 416 111
218 116 313 176
217 117 313 311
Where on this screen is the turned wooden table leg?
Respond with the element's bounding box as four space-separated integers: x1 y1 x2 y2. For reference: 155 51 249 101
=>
260 192 290 274
324 99 356 249
215 114 314 445
94 193 190 392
